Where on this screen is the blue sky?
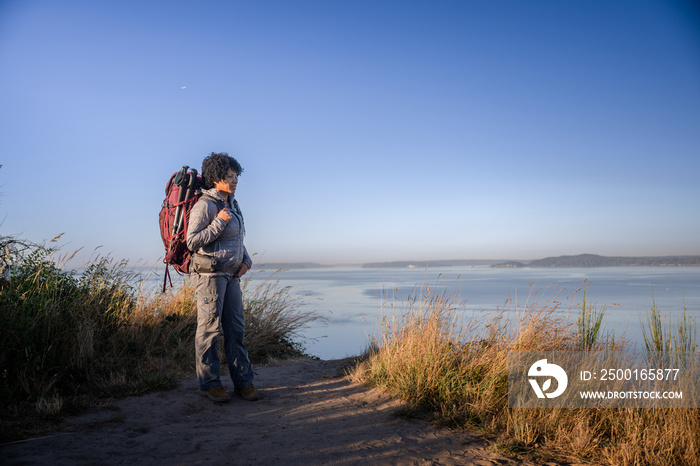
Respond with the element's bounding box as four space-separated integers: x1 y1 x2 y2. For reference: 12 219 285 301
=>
1 0 699 265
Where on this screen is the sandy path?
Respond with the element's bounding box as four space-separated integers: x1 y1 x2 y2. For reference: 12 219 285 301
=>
2 358 573 465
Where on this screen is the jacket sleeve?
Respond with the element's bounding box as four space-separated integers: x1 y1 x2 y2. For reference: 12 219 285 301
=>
242 246 253 268
186 199 226 253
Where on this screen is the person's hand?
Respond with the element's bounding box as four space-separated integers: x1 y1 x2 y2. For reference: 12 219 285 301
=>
217 208 232 223
235 263 249 278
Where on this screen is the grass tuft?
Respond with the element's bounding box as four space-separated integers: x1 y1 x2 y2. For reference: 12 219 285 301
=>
577 282 606 350
0 236 320 443
351 281 700 465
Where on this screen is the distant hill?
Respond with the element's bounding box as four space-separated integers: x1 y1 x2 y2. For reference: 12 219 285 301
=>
494 254 700 268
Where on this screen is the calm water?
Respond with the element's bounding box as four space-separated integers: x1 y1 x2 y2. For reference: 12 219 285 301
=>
247 266 700 360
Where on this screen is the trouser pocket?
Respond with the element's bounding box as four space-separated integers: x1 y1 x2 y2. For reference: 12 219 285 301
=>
197 292 219 326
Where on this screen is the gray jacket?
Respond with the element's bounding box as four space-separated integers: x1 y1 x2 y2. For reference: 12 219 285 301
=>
186 188 252 274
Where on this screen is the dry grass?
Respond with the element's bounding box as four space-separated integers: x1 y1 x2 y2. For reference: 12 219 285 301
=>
0 238 321 443
350 282 700 466
240 270 323 361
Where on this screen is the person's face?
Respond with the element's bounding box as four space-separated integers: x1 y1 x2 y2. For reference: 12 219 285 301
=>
214 168 238 196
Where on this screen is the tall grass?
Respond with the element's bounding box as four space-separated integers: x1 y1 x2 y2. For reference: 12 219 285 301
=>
641 292 698 369
351 282 700 465
0 236 321 442
241 271 322 361
641 292 667 356
577 283 606 351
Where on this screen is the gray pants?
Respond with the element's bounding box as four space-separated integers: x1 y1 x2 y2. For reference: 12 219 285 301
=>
194 273 254 390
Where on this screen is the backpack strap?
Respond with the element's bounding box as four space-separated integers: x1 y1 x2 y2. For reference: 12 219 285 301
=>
200 192 244 235
200 192 227 212
162 264 173 293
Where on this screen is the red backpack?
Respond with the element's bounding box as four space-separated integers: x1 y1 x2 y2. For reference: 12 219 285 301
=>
159 165 202 291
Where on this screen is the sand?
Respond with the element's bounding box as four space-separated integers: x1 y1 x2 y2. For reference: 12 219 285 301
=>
2 357 583 465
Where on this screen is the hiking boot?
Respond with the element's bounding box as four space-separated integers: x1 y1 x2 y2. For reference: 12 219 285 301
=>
235 385 260 401
200 385 231 403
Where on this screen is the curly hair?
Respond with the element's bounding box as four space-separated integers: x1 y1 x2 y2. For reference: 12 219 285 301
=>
201 152 244 189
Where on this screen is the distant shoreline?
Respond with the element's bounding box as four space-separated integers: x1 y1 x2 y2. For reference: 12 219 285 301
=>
260 254 700 270
491 254 700 268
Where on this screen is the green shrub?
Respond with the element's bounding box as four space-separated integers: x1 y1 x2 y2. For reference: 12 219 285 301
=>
0 236 320 442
